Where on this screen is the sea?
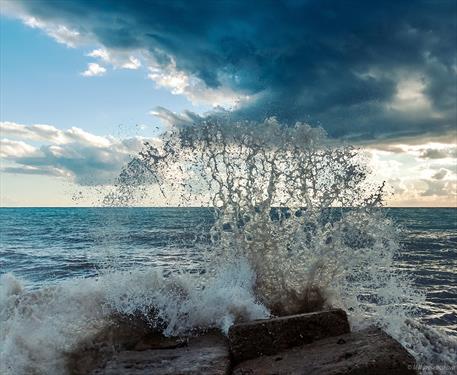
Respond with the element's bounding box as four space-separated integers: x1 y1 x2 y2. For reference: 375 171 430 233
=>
1 207 456 374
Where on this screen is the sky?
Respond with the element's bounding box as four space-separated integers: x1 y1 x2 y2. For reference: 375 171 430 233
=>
0 0 456 207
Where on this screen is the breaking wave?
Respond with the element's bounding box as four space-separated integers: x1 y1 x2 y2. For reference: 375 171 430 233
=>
1 118 456 374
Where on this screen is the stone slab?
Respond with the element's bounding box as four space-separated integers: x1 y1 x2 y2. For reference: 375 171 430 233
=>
233 327 417 375
228 308 350 363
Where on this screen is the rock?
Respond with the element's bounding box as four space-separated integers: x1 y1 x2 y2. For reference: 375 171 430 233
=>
132 334 187 351
66 317 152 375
66 315 163 375
90 332 230 375
233 327 417 374
228 308 350 363
67 309 416 375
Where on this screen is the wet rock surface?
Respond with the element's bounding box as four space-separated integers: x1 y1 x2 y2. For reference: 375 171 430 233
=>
90 333 230 375
67 310 416 374
228 308 350 363
66 316 156 375
232 327 417 375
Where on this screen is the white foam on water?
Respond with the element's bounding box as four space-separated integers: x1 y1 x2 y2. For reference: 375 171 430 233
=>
0 261 268 375
2 118 456 374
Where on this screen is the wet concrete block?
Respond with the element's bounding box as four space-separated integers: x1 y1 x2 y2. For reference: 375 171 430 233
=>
233 327 417 375
228 308 350 363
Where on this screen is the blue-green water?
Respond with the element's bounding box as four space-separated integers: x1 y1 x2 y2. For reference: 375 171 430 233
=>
1 207 456 335
0 206 456 375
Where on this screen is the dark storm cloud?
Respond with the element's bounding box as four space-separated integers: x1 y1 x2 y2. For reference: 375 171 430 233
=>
13 0 457 140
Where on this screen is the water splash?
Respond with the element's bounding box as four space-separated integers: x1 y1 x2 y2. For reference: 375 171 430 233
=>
0 264 267 374
1 118 455 374
106 117 455 371
107 118 402 307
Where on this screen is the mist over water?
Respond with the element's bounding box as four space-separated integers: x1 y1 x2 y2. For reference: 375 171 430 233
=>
1 119 456 374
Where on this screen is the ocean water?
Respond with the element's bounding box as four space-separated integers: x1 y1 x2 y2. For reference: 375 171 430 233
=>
0 207 215 285
1 208 457 374
1 207 456 334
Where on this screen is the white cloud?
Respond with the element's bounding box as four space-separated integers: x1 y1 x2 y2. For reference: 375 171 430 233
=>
365 139 457 206
87 48 141 70
24 16 83 48
2 165 68 177
1 0 85 48
421 179 457 197
87 48 109 61
81 63 107 77
146 56 246 108
0 121 158 185
122 56 141 70
1 121 67 143
391 77 430 112
0 139 38 157
1 121 110 146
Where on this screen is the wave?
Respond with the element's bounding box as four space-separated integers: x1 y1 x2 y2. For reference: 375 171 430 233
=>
1 118 456 374
0 262 267 374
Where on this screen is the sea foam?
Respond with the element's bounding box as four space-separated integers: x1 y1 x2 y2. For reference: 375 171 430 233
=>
1 118 456 374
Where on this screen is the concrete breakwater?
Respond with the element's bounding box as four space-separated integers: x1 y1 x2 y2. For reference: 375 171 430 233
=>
67 309 417 374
